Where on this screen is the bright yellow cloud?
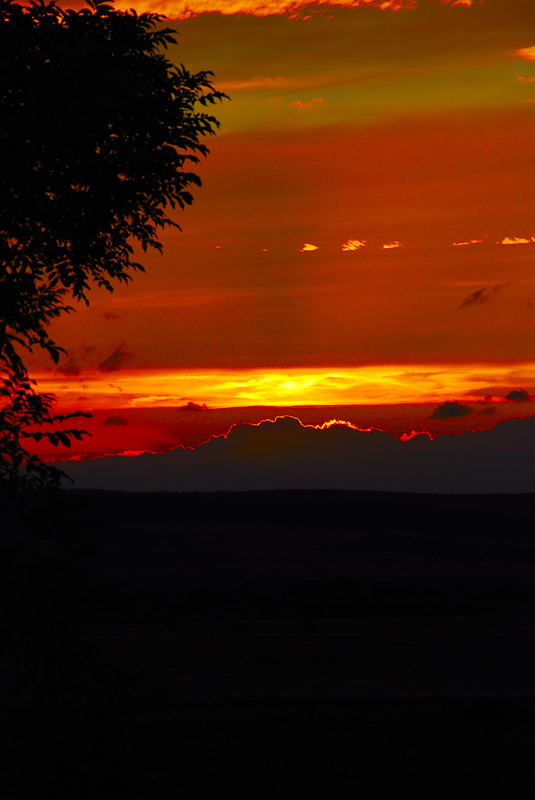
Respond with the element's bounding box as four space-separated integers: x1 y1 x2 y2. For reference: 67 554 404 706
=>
451 239 483 247
299 242 319 252
381 241 402 249
342 239 367 251
498 236 535 245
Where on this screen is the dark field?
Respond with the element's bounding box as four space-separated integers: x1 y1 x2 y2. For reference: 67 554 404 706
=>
3 490 535 797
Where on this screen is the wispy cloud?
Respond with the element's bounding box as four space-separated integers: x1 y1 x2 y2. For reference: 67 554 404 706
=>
218 69 408 94
381 241 402 249
299 243 319 252
516 45 535 61
110 1 417 20
451 239 483 247
219 76 321 92
291 97 325 109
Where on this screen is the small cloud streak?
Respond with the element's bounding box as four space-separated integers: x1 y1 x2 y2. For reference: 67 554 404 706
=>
517 76 535 83
102 416 128 426
291 97 325 109
220 76 321 92
458 285 502 309
516 45 535 61
342 239 367 251
381 241 402 250
451 239 483 247
498 236 535 245
299 243 319 252
430 401 472 419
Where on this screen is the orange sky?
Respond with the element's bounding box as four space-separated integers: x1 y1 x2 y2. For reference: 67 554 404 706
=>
26 0 535 457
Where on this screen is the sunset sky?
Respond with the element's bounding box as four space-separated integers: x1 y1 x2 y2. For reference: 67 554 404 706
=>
29 0 535 460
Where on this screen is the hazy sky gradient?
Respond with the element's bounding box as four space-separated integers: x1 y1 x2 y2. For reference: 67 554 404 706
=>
31 0 535 455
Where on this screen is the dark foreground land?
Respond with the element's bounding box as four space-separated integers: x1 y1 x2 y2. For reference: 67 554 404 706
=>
3 489 535 797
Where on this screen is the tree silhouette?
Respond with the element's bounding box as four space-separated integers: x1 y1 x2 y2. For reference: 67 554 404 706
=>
0 0 227 489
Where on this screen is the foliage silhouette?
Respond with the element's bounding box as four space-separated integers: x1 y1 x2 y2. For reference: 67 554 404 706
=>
0 0 227 489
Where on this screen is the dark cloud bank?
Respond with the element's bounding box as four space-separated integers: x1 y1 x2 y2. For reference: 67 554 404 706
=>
102 416 128 426
62 415 535 494
506 389 530 402
98 345 131 373
430 400 472 419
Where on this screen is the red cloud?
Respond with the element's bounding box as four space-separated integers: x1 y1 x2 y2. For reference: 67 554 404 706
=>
516 45 535 61
451 239 483 247
291 97 325 109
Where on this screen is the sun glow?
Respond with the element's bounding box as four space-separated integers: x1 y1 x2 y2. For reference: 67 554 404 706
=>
33 363 535 411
